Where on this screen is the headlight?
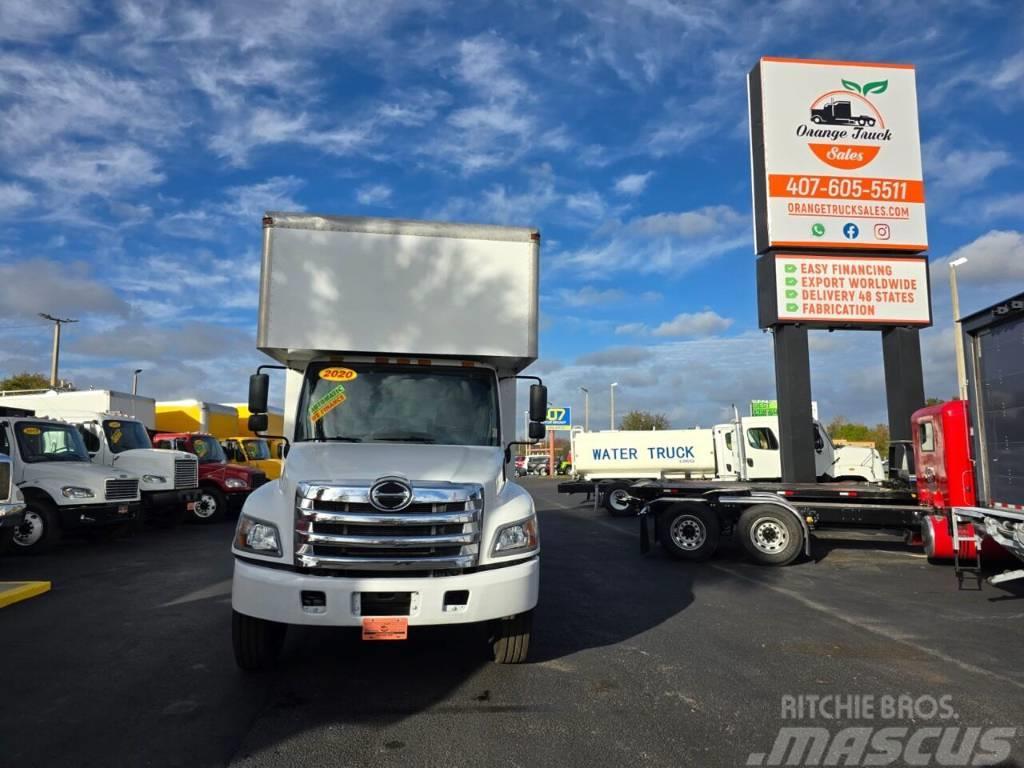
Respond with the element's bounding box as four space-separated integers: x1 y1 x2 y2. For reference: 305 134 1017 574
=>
492 516 539 556
225 477 249 489
61 486 95 499
235 516 282 556
142 474 167 484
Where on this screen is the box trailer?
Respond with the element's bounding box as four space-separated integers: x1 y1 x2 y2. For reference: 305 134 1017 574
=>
231 213 548 669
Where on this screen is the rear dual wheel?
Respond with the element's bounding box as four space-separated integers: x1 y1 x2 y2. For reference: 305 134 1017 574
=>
657 503 719 561
738 505 803 566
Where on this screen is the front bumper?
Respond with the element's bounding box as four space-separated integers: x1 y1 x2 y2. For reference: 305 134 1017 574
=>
57 501 140 530
232 556 539 627
142 488 201 519
0 501 26 529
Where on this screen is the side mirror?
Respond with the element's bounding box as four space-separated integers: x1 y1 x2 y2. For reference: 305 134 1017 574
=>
248 373 269 414
529 384 547 423
248 414 268 433
529 422 546 440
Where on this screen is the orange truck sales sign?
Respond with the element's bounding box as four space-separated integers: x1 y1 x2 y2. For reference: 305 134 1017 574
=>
757 253 932 329
749 57 927 253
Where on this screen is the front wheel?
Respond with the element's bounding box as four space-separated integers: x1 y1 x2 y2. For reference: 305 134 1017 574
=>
738 505 803 566
492 610 533 664
656 503 720 561
232 610 287 671
192 487 226 523
10 499 61 554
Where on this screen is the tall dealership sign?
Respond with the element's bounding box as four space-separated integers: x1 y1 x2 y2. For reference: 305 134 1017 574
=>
749 57 931 482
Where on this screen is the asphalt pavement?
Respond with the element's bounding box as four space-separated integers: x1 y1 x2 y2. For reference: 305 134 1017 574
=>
2 477 1023 767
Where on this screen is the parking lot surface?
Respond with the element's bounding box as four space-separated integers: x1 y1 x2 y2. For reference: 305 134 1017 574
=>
2 477 1022 767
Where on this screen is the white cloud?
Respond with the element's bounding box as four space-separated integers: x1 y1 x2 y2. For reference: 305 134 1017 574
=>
23 143 164 198
555 286 626 307
0 182 34 214
990 51 1024 92
980 193 1024 222
942 230 1024 285
356 184 393 206
615 322 648 336
565 191 606 221
0 258 131 319
924 138 1012 190
613 172 653 195
575 347 654 367
651 310 733 337
0 1 84 42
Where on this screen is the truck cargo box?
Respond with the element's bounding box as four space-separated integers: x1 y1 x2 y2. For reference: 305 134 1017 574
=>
257 213 539 371
0 389 156 429
573 429 718 480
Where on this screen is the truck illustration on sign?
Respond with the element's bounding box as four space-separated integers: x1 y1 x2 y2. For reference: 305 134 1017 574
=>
810 98 876 127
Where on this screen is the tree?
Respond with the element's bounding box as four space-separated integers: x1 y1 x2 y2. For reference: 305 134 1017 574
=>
0 371 52 392
826 416 889 454
620 410 670 431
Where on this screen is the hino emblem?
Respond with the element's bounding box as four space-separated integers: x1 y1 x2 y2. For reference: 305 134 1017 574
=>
369 477 413 511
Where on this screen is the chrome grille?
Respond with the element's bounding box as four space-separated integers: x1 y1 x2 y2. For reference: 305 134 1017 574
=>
295 481 484 572
105 478 139 501
174 458 198 489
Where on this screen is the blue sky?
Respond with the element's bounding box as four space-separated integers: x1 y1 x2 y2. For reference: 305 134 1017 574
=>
1 0 1022 429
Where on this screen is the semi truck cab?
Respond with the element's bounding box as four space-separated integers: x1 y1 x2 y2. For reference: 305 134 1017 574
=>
220 436 283 479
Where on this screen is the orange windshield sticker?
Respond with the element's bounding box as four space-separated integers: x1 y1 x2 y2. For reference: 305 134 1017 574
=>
23 426 42 436
309 384 347 423
319 367 358 383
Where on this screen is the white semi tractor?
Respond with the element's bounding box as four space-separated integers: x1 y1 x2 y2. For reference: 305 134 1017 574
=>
231 213 548 669
568 416 884 515
0 407 142 552
0 391 199 524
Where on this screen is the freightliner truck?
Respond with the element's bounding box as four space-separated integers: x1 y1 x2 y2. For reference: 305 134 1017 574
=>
0 454 27 549
0 390 199 524
231 213 548 669
0 407 141 552
563 416 884 515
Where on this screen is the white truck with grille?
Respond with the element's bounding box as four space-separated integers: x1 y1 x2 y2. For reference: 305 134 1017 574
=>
231 213 548 669
0 407 142 552
0 391 199 524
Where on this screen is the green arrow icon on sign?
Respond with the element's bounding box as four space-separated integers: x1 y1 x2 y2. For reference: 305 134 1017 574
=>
786 303 799 312
785 289 798 299
785 277 797 286
784 264 797 273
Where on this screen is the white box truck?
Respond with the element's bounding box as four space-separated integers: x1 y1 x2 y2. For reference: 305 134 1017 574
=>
232 213 548 669
569 416 883 515
0 406 142 552
0 391 199 524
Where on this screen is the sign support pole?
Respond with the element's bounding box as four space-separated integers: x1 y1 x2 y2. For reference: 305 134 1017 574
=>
773 325 817 482
548 430 555 477
881 328 925 442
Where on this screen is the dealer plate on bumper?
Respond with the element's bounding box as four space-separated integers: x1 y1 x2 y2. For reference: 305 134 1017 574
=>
362 617 408 641
118 505 129 515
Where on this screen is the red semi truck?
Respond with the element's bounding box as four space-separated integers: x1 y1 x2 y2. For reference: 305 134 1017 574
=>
151 432 267 523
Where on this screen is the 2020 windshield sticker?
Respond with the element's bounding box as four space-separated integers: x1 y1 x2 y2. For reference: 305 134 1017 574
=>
23 426 41 436
319 367 358 383
310 384 347 423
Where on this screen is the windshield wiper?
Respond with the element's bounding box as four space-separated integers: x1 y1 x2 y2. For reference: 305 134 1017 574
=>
370 433 437 444
305 436 363 443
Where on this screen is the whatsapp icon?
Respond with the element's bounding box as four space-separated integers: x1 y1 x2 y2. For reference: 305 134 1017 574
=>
811 222 825 237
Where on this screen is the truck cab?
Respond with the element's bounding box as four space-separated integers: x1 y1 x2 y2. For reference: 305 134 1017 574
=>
219 436 283 479
152 432 266 522
0 410 141 553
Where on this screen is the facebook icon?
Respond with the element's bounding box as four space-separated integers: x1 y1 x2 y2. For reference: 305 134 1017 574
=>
843 222 860 239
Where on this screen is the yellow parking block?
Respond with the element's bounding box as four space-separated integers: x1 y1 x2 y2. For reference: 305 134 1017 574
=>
0 581 51 608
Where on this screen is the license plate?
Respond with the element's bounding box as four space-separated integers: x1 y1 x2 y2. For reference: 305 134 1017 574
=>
117 505 129 515
186 502 197 511
362 617 408 641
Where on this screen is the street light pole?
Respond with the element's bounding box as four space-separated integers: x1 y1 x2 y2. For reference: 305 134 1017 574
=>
39 313 78 388
610 382 618 430
949 258 969 400
579 387 590 432
132 369 143 396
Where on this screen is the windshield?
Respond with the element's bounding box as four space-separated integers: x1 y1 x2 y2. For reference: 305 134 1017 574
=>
191 435 227 463
296 362 500 446
15 421 91 463
242 439 271 460
104 420 152 454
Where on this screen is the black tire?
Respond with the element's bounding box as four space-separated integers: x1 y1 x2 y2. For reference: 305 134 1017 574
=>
10 497 61 554
656 503 719 561
602 482 633 517
811 115 823 124
232 610 287 671
192 486 226 523
737 505 803 566
492 610 532 664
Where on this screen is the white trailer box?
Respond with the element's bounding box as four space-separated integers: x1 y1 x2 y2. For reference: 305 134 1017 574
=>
0 390 156 430
257 213 539 369
573 430 718 480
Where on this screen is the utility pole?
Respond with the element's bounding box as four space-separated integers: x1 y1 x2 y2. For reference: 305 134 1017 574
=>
39 314 78 388
610 382 618 430
132 369 143 396
949 258 969 400
579 387 590 432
